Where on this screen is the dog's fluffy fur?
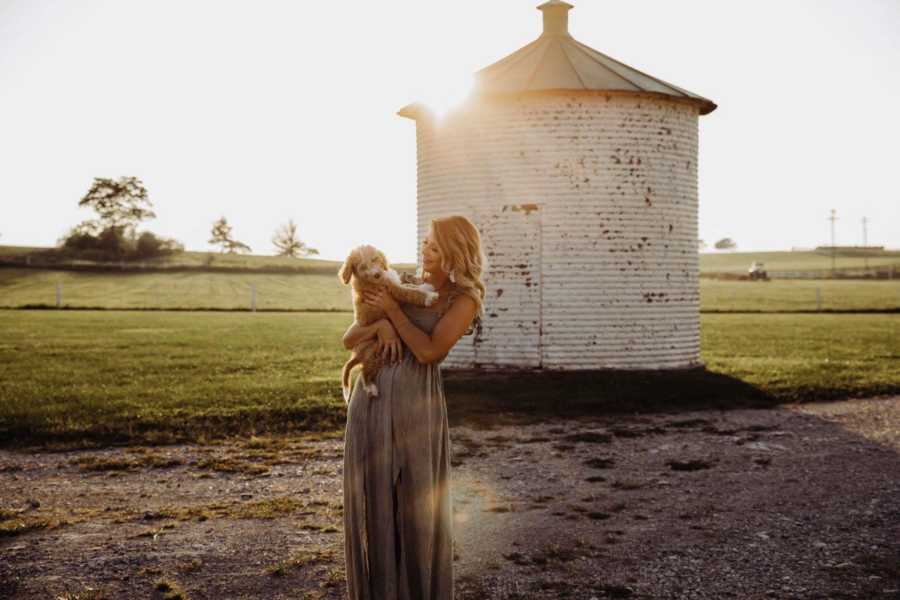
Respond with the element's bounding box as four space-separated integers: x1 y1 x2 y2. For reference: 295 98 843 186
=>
339 244 439 403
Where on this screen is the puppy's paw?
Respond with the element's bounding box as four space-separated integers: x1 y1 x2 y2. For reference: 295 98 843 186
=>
384 268 402 286
401 272 424 285
424 291 439 306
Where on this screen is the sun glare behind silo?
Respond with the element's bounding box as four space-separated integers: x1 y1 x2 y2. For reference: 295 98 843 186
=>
420 72 475 121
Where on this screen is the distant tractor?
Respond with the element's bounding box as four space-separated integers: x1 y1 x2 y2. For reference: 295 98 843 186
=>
748 261 769 281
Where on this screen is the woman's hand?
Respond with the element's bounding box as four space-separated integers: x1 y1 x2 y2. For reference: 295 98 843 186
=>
375 319 403 363
361 286 400 313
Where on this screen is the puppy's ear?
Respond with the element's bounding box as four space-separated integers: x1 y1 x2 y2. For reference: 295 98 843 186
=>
377 250 389 271
338 253 355 285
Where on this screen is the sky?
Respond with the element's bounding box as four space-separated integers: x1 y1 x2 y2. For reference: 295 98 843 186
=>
1 0 898 262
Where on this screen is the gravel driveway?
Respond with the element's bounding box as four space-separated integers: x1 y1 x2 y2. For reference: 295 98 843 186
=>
1 395 899 599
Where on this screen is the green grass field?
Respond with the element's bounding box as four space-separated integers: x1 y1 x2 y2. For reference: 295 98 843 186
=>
0 310 351 446
698 248 900 273
1 268 897 311
0 245 419 274
700 312 899 400
0 268 350 311
1 245 897 447
2 245 898 311
700 278 900 311
5 244 899 275
1 310 897 448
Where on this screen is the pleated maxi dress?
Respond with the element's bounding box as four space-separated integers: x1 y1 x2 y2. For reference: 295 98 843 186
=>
342 300 454 600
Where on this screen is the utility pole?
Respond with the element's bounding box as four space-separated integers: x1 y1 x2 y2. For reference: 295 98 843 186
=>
828 209 837 274
862 216 869 272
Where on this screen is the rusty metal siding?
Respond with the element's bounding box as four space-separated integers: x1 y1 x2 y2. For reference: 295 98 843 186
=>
430 203 543 370
474 204 543 367
414 93 701 370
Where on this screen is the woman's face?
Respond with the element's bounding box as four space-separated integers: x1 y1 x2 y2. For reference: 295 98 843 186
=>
422 231 444 275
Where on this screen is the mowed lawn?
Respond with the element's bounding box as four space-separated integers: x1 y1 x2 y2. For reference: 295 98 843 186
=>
699 249 900 273
0 268 350 311
1 268 898 311
700 313 899 400
700 278 900 311
1 311 898 447
0 310 354 446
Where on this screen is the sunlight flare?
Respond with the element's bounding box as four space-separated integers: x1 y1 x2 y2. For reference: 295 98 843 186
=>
420 72 475 121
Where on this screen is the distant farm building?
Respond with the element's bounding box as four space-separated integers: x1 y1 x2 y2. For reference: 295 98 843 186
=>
399 1 717 370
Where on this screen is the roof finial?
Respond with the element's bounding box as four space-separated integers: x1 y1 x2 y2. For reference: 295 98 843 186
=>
538 0 573 37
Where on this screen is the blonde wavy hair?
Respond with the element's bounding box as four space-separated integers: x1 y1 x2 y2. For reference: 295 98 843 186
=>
420 215 488 337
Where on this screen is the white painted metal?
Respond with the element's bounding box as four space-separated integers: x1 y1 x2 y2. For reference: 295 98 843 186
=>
452 203 543 369
412 93 703 370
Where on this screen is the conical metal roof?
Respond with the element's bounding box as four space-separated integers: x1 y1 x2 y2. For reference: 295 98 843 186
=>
399 0 717 118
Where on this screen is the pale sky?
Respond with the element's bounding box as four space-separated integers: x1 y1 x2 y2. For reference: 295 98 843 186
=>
1 0 898 262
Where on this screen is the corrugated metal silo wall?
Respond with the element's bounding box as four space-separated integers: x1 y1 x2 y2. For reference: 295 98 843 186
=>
414 94 702 370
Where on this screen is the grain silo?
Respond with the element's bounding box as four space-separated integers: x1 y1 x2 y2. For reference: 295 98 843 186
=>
399 0 717 371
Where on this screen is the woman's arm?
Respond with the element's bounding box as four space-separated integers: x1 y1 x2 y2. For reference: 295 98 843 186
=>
384 295 477 365
342 318 404 362
342 319 384 350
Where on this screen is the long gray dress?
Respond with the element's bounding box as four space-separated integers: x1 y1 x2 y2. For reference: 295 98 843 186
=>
343 299 454 600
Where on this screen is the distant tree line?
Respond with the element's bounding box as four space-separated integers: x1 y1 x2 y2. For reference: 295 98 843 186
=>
58 176 182 261
56 176 318 261
206 216 319 257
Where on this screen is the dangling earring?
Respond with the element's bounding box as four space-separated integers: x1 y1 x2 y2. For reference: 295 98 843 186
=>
448 269 456 283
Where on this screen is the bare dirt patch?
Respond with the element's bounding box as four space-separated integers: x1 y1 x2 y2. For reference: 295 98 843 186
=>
2 396 899 599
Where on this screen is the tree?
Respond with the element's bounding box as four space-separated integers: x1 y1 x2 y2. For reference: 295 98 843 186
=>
209 216 252 254
78 176 155 236
57 219 103 245
56 176 182 261
714 237 737 251
272 219 320 258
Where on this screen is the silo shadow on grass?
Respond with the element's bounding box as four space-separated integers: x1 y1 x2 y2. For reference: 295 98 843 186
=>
443 366 777 430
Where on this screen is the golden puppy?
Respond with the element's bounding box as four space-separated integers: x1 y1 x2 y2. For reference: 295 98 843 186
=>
338 244 439 403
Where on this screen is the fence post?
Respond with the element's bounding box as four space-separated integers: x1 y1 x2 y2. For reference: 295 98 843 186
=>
56 282 62 309
815 287 821 312
250 283 257 312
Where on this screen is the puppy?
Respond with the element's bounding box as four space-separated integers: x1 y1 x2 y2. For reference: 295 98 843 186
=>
338 244 439 403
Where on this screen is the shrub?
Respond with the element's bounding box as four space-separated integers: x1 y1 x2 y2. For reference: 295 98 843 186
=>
135 231 184 259
96 225 129 257
58 225 183 262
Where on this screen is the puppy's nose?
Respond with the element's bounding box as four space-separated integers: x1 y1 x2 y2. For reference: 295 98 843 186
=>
374 273 381 278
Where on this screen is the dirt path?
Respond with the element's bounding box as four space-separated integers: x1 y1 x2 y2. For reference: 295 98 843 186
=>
2 395 900 600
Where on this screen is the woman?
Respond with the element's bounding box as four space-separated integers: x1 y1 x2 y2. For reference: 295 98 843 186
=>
341 215 486 600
